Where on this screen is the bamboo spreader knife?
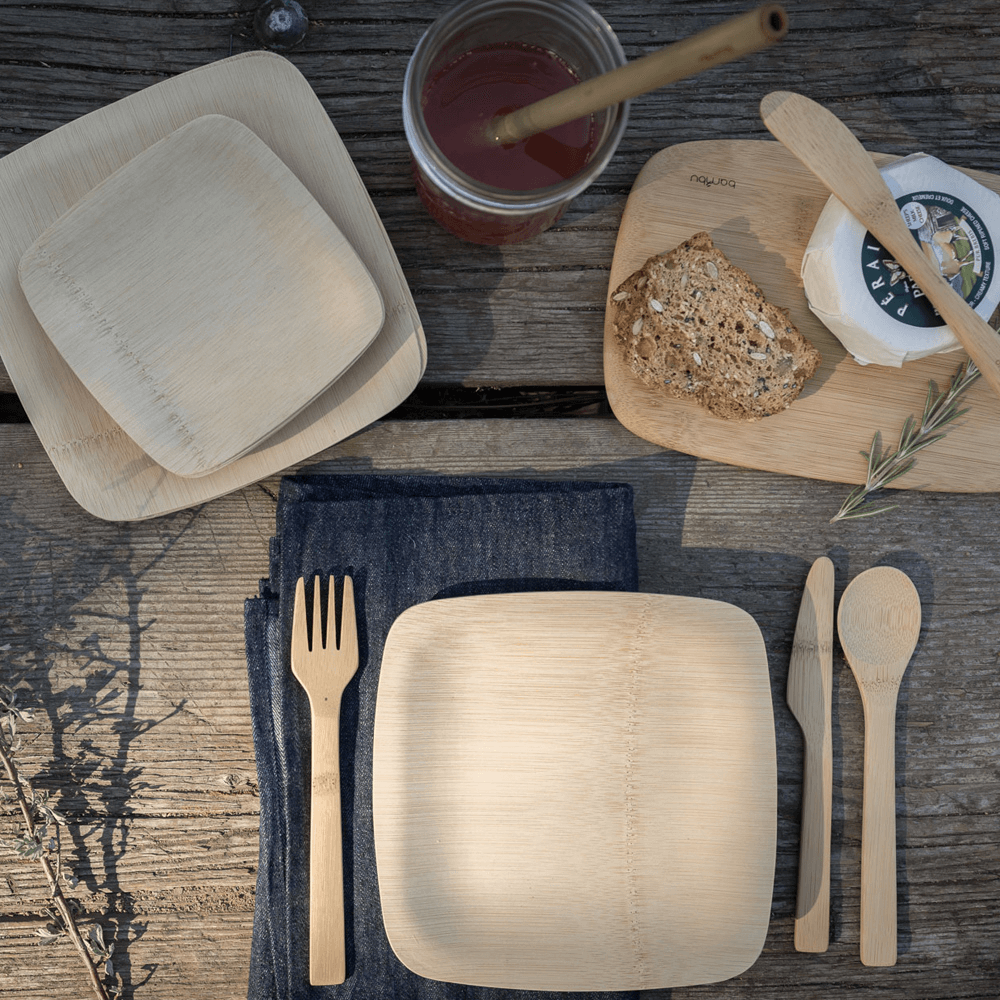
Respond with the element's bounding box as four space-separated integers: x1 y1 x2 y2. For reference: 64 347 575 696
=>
786 556 835 952
760 90 1000 403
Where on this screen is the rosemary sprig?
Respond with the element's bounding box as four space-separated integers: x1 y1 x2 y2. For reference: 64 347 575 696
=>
831 358 981 522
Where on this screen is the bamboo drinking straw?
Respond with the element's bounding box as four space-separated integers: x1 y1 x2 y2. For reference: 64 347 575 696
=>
486 3 788 146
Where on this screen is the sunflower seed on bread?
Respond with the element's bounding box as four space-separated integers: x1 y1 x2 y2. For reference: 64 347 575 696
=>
611 232 821 421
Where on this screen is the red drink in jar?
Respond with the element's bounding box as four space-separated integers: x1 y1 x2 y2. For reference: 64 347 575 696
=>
403 0 628 245
422 42 597 191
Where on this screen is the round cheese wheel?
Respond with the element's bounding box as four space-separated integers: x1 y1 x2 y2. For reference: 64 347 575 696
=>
801 153 1000 366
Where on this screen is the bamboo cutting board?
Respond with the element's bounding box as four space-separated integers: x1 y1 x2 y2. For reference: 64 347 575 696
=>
0 52 425 520
372 591 777 992
18 115 384 479
604 140 1000 491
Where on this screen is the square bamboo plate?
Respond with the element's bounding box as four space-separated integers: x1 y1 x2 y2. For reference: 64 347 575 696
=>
18 114 385 479
372 591 777 992
604 139 1000 491
0 52 425 520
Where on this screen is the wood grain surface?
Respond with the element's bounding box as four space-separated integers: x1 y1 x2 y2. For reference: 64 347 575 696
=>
1 417 998 998
602 140 1000 491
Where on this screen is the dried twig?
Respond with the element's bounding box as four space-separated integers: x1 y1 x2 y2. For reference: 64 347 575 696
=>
0 690 115 1000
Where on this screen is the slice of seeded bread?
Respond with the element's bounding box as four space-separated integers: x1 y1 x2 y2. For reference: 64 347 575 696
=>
611 232 821 421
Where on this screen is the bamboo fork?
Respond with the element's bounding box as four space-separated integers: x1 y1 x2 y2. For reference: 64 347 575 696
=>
291 574 359 985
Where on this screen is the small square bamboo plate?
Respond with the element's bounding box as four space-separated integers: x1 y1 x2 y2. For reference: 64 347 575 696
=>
372 591 777 992
18 114 384 480
0 53 425 519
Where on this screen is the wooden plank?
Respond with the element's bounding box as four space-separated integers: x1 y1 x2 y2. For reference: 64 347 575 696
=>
0 419 998 996
0 912 255 1000
1 2 999 392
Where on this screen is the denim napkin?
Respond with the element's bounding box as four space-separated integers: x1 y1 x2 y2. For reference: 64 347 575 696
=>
244 473 639 1000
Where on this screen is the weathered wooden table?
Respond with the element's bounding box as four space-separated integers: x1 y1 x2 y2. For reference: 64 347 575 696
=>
1 2 998 997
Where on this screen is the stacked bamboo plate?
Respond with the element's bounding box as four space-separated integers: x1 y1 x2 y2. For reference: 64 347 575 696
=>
18 114 385 480
0 52 426 520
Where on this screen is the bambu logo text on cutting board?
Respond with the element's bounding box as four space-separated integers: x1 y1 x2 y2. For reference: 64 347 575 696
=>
690 174 736 189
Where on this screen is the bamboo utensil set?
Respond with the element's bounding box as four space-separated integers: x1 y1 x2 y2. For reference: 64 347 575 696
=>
789 561 921 967
288 563 919 988
762 90 952 967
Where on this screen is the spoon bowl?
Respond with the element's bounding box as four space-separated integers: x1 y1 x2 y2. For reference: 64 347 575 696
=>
837 565 921 966
839 567 922 681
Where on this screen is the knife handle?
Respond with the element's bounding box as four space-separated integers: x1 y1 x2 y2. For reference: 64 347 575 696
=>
795 722 832 951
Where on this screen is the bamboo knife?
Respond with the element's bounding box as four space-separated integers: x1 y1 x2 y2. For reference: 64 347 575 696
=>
786 555 835 952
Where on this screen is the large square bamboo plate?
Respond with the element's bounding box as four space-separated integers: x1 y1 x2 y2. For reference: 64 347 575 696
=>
18 114 385 479
372 591 777 992
604 139 1000 491
0 52 425 520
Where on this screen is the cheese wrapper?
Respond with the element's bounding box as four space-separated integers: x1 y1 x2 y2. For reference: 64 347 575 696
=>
802 153 1000 366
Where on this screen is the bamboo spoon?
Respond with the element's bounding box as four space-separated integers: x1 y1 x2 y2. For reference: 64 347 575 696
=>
760 90 1000 402
786 556 835 953
837 566 921 967
486 4 788 146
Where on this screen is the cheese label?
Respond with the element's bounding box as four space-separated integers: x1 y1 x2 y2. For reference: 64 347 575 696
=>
860 190 995 328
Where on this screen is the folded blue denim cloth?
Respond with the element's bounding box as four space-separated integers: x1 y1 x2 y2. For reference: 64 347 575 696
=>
245 473 639 1000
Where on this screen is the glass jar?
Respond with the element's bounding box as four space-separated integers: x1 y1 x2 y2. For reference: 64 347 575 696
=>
402 0 629 245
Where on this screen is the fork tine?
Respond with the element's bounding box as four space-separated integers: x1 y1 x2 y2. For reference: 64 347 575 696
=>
338 576 358 663
311 574 323 651
325 574 338 652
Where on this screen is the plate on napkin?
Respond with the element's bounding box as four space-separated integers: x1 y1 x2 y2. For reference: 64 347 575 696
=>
0 52 425 519
372 590 776 992
18 114 384 479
